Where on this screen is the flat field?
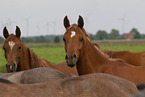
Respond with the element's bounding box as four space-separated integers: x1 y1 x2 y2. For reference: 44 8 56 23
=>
1 45 145 73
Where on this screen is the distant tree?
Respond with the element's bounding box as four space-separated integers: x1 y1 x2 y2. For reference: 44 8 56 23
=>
130 28 141 39
0 36 4 43
22 36 50 43
96 30 108 40
142 34 145 38
89 34 95 40
21 37 34 43
35 36 49 43
109 29 120 39
54 36 60 43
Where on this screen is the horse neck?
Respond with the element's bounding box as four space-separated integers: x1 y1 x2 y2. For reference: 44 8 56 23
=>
77 39 109 75
18 44 31 71
26 46 54 69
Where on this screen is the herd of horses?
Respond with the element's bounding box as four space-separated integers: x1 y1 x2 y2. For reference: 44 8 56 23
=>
0 16 145 97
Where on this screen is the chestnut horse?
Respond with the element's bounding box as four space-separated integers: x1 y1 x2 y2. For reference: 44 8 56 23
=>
104 50 145 66
3 26 78 75
63 15 145 83
0 73 138 97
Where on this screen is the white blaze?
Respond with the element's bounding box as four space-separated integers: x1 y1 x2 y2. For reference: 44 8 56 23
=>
71 31 76 38
9 41 15 50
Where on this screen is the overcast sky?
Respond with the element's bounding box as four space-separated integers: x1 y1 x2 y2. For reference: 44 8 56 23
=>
0 0 145 37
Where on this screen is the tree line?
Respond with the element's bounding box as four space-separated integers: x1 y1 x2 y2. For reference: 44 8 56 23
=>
0 35 62 44
0 27 144 44
93 28 144 40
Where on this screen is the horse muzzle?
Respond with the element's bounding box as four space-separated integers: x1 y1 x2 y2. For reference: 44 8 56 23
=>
65 54 77 68
6 63 17 72
67 64 76 68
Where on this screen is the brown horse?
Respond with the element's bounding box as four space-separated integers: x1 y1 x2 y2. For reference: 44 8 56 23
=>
63 15 145 83
0 67 76 84
3 26 78 75
104 50 145 66
0 73 138 97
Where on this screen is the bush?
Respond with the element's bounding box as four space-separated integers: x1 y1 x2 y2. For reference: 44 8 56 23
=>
54 36 60 43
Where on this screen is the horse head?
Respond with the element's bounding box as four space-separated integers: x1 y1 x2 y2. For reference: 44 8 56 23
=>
63 15 87 68
3 26 22 72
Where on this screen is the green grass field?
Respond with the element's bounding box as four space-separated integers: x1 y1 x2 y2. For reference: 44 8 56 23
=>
101 45 145 52
1 45 145 73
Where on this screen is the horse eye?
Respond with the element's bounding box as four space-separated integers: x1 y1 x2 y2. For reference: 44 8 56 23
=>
18 46 21 50
63 38 66 42
80 37 83 41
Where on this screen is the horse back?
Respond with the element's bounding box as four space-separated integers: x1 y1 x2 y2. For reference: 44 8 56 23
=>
104 50 144 66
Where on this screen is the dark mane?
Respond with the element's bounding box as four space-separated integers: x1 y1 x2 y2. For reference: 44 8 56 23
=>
104 50 118 58
27 48 54 68
28 48 42 68
0 78 12 84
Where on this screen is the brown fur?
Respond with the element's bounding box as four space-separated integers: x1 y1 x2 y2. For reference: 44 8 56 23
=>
0 73 138 97
63 16 145 83
0 67 77 84
3 26 78 75
3 34 55 71
104 50 145 66
54 62 78 75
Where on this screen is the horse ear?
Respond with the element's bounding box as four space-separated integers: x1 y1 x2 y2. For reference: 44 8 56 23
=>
15 26 21 38
3 27 9 39
77 15 84 28
63 16 70 29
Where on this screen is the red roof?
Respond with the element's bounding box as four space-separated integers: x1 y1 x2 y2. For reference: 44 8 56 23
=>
123 33 136 39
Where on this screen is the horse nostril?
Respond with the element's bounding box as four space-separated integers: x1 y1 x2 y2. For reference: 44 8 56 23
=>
73 54 77 58
65 55 69 60
6 64 8 68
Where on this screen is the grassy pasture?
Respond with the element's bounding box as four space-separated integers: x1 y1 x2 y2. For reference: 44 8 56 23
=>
101 45 145 52
0 45 145 73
